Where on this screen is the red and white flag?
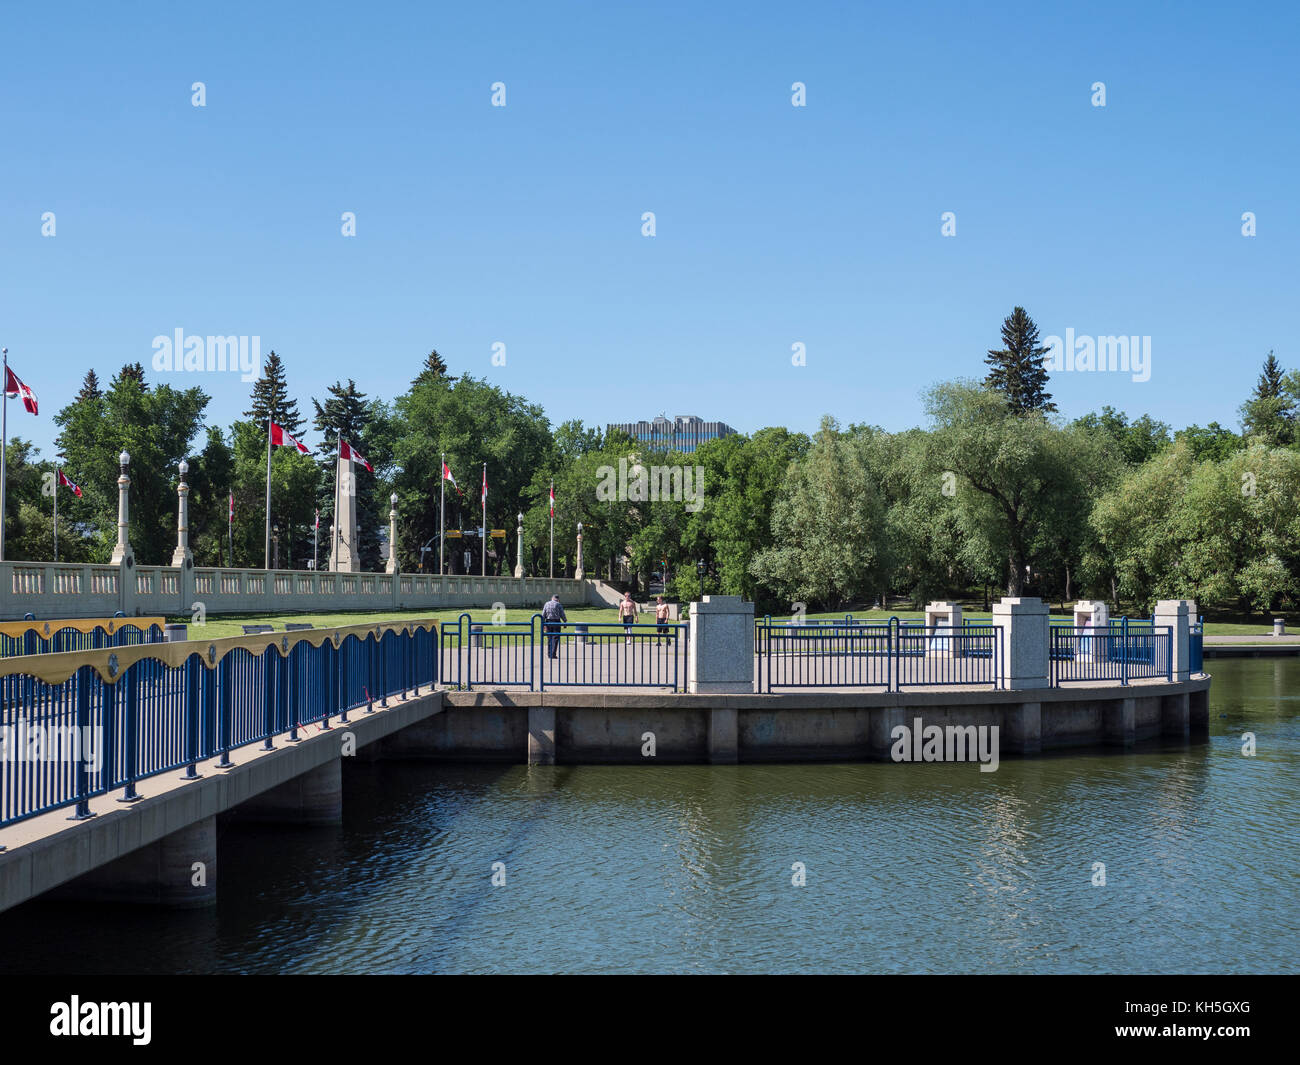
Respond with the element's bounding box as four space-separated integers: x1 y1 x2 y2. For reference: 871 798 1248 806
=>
4 366 38 415
58 469 82 498
481 465 487 506
229 491 234 520
549 481 554 518
314 508 319 531
340 439 372 473
270 422 310 454
442 461 457 487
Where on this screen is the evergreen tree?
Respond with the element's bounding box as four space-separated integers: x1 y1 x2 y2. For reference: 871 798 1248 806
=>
983 307 1056 414
1239 351 1295 446
115 363 148 390
413 349 450 387
76 369 102 403
244 350 304 434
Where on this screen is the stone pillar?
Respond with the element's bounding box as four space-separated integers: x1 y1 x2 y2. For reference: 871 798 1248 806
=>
574 522 584 581
688 595 755 694
234 760 342 824
51 816 217 908
1074 599 1109 661
171 459 193 568
992 597 1050 690
924 600 962 656
109 450 134 567
528 706 556 765
332 453 360 573
386 492 398 574
514 512 524 579
1153 599 1194 681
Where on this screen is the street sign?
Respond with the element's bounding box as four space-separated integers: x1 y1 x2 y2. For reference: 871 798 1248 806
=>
445 530 462 539
490 529 506 538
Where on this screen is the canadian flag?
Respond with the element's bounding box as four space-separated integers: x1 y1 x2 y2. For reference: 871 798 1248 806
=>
315 508 319 530
270 422 310 454
549 482 554 518
58 469 82 498
229 491 234 520
340 439 372 473
481 465 487 505
442 461 457 488
4 366 38 415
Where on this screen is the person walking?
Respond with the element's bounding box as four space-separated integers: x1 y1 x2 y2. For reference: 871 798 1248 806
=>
619 591 638 645
542 594 567 659
655 595 671 645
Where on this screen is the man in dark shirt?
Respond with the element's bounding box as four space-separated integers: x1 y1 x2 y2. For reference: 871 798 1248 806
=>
541 595 567 659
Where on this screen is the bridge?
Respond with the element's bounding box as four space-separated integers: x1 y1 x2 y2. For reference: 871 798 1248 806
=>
0 596 1209 914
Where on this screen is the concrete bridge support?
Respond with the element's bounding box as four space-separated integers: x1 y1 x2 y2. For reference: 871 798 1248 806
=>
1003 701 1042 755
233 759 343 825
1104 696 1137 747
708 707 739 764
50 816 218 909
528 706 556 765
1161 691 1191 738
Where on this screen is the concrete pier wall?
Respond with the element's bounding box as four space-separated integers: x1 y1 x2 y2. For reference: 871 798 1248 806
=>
1 674 1213 913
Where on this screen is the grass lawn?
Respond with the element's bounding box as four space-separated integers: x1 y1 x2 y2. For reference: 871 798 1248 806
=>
167 606 625 640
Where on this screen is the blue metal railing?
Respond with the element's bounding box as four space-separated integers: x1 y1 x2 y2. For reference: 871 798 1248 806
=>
1049 618 1172 686
439 614 688 691
756 617 1002 692
0 622 437 830
0 621 164 658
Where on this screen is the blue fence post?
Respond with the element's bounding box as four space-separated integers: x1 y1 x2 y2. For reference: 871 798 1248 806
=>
339 636 352 723
888 616 899 693
118 667 142 803
379 631 389 708
183 654 202 779
218 654 234 767
459 612 472 691
262 647 276 749
1120 616 1129 686
531 613 541 692
71 666 95 820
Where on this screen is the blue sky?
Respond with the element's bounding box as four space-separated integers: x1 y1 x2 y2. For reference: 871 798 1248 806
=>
1 0 1296 457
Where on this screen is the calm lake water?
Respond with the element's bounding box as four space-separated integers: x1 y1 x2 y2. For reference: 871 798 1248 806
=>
1 657 1296 974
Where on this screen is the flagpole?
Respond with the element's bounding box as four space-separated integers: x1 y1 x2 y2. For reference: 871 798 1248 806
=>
1 347 8 563
228 492 233 567
264 416 272 570
53 469 59 563
439 451 445 577
313 510 319 572
481 462 487 577
549 480 554 579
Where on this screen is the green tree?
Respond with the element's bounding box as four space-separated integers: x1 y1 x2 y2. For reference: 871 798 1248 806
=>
749 417 890 610
1072 406 1171 467
413 349 451 387
1175 421 1241 463
388 374 551 575
925 380 1073 596
983 306 1056 414
244 350 304 434
1239 351 1295 446
52 366 216 564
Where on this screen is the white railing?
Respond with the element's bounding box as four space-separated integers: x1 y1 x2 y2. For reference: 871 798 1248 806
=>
0 559 590 619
